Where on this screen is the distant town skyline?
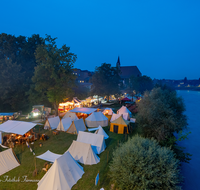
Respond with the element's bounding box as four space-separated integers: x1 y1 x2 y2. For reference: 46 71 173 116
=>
1 0 200 80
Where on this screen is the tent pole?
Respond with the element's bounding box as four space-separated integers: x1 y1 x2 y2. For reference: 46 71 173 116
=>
12 148 20 164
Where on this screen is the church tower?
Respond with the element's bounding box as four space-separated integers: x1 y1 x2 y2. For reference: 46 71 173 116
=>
116 56 120 69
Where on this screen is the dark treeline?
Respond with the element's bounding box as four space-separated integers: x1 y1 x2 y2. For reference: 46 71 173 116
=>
0 33 45 111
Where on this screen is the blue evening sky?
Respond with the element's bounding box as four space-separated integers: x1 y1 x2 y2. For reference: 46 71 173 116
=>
1 0 200 80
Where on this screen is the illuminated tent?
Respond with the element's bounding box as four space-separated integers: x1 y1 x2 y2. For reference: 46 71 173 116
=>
62 112 78 121
102 108 113 115
0 148 20 176
110 115 130 134
67 140 100 165
44 116 60 130
85 112 108 128
37 151 84 190
76 131 106 154
57 117 72 132
0 120 36 135
66 118 86 134
36 150 62 163
95 126 109 139
69 107 97 114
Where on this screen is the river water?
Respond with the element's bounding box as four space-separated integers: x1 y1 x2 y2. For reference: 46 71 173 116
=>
176 90 200 190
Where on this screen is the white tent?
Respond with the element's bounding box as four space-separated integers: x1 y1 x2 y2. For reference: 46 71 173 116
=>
0 120 37 135
37 151 84 190
117 106 132 119
0 148 20 176
95 126 109 139
57 117 72 132
66 118 86 134
110 113 129 122
0 131 2 144
44 116 60 130
36 150 62 163
67 140 100 165
85 112 108 128
76 131 106 154
70 107 97 114
62 112 78 121
102 108 113 115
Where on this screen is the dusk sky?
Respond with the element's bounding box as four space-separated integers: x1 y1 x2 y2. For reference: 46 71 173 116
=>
1 0 200 80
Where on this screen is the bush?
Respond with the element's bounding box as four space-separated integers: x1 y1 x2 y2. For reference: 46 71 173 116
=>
109 136 182 190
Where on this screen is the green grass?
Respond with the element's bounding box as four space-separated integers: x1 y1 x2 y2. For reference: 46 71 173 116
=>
0 103 141 190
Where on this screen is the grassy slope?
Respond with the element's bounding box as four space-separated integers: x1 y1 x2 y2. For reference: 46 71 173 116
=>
0 105 140 190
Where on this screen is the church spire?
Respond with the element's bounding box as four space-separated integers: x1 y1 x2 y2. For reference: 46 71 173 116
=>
116 56 120 69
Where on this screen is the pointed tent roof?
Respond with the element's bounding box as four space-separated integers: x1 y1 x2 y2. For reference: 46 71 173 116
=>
44 116 60 130
111 115 130 125
110 113 129 122
63 112 78 121
0 148 20 176
85 112 108 128
36 150 62 163
67 140 100 165
117 106 132 115
102 108 114 115
95 126 109 139
37 151 84 190
66 118 86 134
77 131 106 154
57 117 72 131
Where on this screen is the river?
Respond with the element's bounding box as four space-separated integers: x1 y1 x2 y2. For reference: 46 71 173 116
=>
176 90 200 190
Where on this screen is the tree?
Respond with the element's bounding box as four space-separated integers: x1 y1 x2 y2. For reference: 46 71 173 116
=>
126 75 153 99
90 63 121 102
30 35 77 115
110 135 182 190
136 87 187 142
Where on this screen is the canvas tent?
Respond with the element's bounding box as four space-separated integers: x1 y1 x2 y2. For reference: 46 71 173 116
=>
37 151 84 190
95 126 109 139
76 131 106 154
70 107 97 114
66 118 86 134
110 115 130 134
57 117 72 132
67 140 100 165
44 116 60 130
62 112 78 120
85 112 108 128
0 148 20 176
110 113 129 122
102 108 113 115
0 120 36 135
117 106 132 119
36 150 62 163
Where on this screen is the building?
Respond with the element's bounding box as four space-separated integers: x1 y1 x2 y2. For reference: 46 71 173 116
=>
73 69 94 89
116 56 142 85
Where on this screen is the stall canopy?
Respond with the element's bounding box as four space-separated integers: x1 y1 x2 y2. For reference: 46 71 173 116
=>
62 112 78 120
0 112 16 116
67 140 100 165
66 118 86 134
57 117 72 132
95 126 109 139
0 120 37 135
37 151 84 190
70 107 97 114
73 97 81 104
0 148 20 176
85 112 108 128
44 116 60 130
36 150 62 163
121 97 131 101
76 131 106 154
102 108 114 115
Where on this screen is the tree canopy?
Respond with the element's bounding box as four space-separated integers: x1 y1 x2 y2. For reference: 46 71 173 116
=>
90 63 121 101
136 87 187 142
110 135 182 190
30 35 77 115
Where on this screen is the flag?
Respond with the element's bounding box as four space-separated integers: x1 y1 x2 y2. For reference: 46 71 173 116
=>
95 173 99 186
